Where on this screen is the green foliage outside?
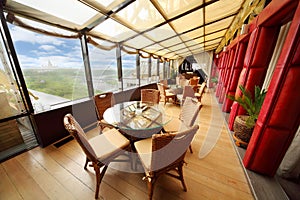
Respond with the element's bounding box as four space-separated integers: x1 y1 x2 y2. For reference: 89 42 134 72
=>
227 85 267 128
23 69 88 100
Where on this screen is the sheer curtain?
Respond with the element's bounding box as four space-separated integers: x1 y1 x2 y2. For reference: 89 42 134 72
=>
278 125 300 179
262 22 291 90
173 57 185 75
193 51 213 85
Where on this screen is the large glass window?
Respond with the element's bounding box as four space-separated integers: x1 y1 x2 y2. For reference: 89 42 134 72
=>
159 61 164 80
88 38 118 94
151 57 159 82
1 19 38 162
165 61 170 79
0 44 26 118
9 24 87 113
140 56 149 85
122 51 137 90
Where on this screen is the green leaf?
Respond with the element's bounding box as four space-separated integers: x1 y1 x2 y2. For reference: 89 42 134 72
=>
226 85 267 126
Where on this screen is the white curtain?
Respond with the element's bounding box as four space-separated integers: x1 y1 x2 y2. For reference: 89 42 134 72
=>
193 51 214 86
174 57 186 75
278 125 300 179
262 22 291 90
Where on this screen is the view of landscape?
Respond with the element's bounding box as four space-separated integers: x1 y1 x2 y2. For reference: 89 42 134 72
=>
5 21 171 113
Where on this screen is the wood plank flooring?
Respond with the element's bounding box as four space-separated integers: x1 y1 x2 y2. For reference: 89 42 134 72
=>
0 90 254 200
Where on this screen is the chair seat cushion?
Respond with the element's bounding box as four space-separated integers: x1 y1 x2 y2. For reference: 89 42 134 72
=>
163 117 181 132
194 93 201 97
166 92 175 97
89 128 130 161
134 137 152 171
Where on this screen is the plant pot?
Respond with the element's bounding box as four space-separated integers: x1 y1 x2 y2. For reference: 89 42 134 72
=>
233 115 254 148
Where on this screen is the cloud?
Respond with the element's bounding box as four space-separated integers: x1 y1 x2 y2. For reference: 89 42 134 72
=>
39 45 57 51
9 25 65 46
8 24 136 69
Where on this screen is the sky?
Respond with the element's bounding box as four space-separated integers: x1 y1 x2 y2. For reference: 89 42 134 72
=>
8 24 136 70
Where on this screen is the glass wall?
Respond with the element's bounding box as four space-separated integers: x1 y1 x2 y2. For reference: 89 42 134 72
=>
165 61 170 79
88 38 118 94
8 24 87 113
8 19 173 112
151 57 159 82
159 61 164 80
140 56 149 85
121 51 137 90
1 18 38 162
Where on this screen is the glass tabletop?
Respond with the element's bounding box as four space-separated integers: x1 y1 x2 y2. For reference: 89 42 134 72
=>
103 101 173 131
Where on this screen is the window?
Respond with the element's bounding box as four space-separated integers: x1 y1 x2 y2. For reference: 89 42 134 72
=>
0 20 38 161
140 56 149 85
9 24 87 113
159 60 164 80
150 57 158 82
121 51 137 90
88 38 118 94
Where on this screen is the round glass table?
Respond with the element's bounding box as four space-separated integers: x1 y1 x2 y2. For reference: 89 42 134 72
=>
103 101 173 139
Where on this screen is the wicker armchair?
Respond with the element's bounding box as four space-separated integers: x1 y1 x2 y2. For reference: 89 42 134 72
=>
63 114 130 199
134 125 199 200
189 76 200 92
159 79 169 89
141 89 160 105
157 83 176 105
195 82 206 102
176 85 195 106
93 92 115 130
163 97 202 153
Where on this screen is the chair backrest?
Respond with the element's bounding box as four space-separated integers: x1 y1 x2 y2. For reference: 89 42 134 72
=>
181 85 195 104
179 78 188 88
93 92 115 120
198 82 206 96
150 124 199 171
141 89 160 104
63 114 97 162
179 97 202 131
156 83 166 99
159 79 168 88
189 77 199 86
176 76 180 85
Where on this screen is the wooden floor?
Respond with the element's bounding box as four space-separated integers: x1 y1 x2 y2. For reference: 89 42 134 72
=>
0 90 254 200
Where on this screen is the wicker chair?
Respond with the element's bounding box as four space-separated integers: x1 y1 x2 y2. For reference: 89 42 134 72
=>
141 89 160 105
195 82 206 102
63 114 130 199
189 76 200 93
176 85 195 106
134 125 199 200
159 79 169 89
163 97 202 153
157 83 176 105
93 92 115 130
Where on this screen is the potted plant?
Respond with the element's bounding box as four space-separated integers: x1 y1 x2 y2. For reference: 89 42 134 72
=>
210 76 218 91
227 85 267 148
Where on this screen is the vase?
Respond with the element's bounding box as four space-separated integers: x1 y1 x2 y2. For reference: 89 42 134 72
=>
233 115 254 148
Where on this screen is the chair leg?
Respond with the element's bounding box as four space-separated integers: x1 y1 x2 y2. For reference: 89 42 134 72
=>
147 178 156 200
178 164 187 192
93 164 108 199
84 157 90 170
189 145 193 153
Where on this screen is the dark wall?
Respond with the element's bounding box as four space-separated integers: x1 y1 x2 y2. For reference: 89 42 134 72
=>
33 99 97 147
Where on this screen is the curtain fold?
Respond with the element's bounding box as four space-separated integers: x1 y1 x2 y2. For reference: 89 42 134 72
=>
6 13 79 39
262 22 291 90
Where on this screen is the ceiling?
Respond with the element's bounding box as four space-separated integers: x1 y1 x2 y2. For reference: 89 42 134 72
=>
2 0 262 60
